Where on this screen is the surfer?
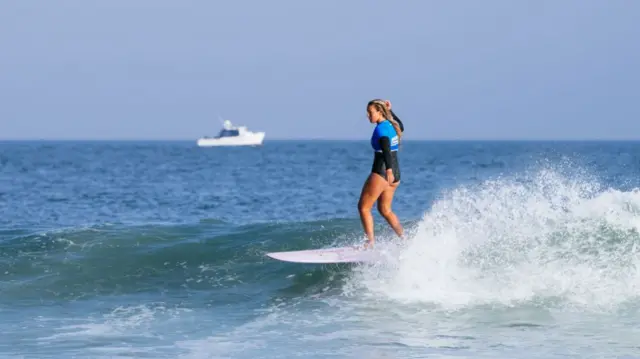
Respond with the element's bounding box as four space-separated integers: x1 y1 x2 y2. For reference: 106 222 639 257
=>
358 99 404 249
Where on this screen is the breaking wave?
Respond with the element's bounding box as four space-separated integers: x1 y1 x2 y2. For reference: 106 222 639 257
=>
350 169 640 312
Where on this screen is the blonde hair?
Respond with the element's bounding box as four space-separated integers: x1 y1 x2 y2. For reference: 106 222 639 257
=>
368 99 403 144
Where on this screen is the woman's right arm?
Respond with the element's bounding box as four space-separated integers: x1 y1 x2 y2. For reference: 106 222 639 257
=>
390 110 404 132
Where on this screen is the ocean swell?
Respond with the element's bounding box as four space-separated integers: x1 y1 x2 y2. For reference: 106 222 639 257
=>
0 218 360 304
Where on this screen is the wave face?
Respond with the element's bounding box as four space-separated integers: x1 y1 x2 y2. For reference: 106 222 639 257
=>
0 218 360 305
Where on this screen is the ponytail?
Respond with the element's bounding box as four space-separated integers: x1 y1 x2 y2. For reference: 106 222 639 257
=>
387 112 403 144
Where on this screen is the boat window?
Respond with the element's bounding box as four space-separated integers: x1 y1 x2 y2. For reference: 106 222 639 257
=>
218 129 240 137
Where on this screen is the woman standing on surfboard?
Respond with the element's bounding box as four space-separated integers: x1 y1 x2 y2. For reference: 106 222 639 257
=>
358 99 404 248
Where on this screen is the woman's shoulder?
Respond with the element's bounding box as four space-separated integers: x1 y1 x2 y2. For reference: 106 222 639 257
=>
375 120 396 135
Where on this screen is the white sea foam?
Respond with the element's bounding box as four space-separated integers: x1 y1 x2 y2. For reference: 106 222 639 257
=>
348 169 640 312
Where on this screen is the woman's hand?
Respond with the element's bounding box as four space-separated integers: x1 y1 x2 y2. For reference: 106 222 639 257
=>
386 169 394 185
385 100 392 110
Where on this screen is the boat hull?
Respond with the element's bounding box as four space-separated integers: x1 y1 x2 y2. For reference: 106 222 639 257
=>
196 132 265 147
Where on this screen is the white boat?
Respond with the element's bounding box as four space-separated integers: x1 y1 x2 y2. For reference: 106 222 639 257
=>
197 120 265 147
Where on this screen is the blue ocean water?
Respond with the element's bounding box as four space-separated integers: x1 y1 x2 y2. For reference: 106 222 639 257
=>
1 140 640 358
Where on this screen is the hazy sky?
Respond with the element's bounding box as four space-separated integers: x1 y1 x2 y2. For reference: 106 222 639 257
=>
1 1 639 140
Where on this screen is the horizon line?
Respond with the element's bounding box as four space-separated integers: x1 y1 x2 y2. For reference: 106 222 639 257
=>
2 138 640 142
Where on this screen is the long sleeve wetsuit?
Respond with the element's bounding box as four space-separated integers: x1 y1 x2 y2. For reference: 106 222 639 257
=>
370 115 402 183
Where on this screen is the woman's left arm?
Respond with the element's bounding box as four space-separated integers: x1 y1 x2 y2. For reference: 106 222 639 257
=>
379 136 394 184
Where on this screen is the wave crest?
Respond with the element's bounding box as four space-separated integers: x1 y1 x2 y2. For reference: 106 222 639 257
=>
350 169 640 311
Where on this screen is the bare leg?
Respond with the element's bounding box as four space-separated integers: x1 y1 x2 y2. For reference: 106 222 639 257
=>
358 173 388 248
377 181 404 238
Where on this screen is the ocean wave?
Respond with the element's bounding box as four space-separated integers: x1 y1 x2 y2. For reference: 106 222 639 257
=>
4 167 640 313
0 218 362 304
348 168 640 312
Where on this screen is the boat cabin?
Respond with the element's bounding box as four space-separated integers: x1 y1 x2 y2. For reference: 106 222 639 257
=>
217 128 240 138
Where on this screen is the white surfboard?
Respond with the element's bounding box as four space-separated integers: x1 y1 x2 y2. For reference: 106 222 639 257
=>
266 246 380 264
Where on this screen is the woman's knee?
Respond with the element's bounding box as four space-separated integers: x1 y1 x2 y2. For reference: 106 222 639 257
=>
378 205 393 217
358 199 372 213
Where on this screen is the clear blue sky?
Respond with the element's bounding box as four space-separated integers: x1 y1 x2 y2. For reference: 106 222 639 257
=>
1 1 638 140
